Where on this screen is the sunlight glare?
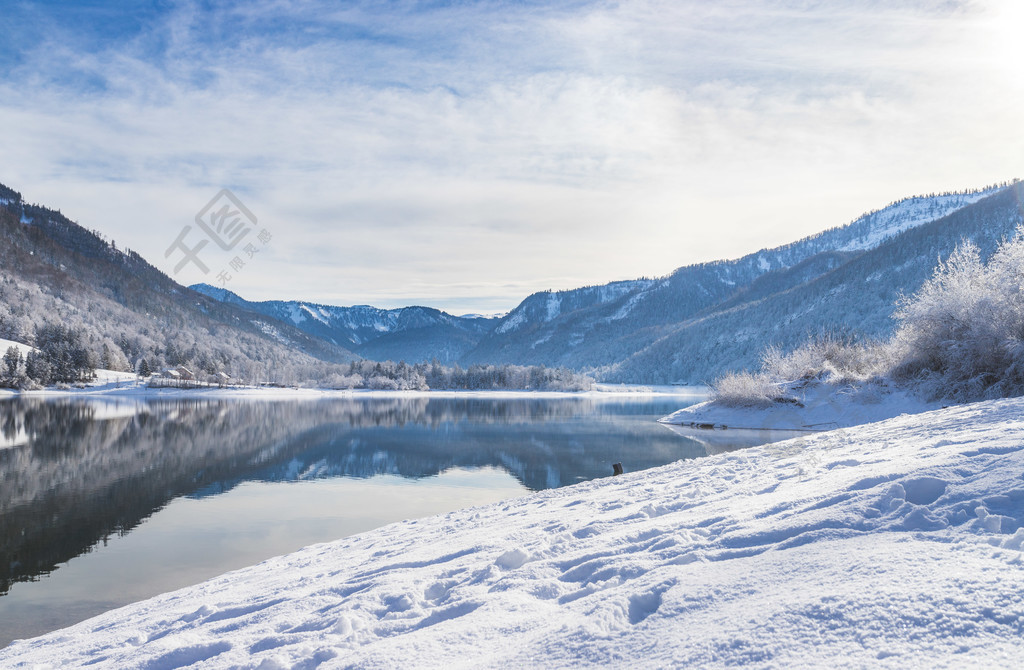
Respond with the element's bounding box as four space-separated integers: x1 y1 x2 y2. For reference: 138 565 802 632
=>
983 0 1024 88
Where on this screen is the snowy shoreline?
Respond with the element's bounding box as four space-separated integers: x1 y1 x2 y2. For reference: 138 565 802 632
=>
4 397 1023 667
0 376 708 401
659 381 941 432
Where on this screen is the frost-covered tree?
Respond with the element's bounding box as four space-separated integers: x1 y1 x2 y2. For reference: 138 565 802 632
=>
713 228 1024 404
31 323 95 384
1 346 24 387
892 230 1024 400
24 351 51 384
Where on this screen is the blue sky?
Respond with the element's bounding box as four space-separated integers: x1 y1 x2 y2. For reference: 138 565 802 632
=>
2 0 1023 313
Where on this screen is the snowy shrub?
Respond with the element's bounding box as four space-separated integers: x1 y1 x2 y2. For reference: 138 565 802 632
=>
714 229 1024 405
366 375 400 391
711 371 789 407
892 232 1024 401
712 334 892 406
761 333 893 385
322 373 363 389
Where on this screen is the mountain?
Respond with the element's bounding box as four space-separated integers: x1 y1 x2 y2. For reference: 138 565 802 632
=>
6 177 1020 386
604 183 1024 383
0 182 356 381
190 284 497 364
461 183 1019 381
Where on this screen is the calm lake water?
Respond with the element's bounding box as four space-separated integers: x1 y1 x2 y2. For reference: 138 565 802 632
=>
0 393 768 647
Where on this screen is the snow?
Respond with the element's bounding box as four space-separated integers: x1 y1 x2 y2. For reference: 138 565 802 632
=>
0 337 36 358
4 397 1024 667
298 304 329 326
286 304 305 325
0 336 175 399
495 309 526 334
660 381 940 431
252 320 289 345
545 294 561 321
835 190 999 253
608 289 649 321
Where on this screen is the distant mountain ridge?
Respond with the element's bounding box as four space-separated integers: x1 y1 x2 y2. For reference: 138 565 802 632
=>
6 177 1019 384
602 183 1024 383
193 181 1018 380
461 185 1010 375
190 284 497 364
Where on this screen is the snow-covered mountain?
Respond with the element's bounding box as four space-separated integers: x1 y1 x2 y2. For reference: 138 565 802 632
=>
190 284 498 364
0 182 356 378
5 175 1019 384
463 182 1019 381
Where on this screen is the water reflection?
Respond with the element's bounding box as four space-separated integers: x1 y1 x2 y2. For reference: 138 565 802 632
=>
1 396 715 598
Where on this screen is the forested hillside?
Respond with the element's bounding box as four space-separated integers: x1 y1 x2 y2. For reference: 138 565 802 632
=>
602 183 1024 383
461 182 1019 382
0 183 357 386
5 178 1020 387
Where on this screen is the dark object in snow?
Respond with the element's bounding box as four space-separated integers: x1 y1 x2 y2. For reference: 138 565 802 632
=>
613 462 624 476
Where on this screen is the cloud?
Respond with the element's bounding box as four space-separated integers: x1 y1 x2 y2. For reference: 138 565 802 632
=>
0 0 1021 312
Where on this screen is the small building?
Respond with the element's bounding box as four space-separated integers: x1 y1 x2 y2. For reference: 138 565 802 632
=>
214 371 231 385
161 368 180 380
175 366 195 381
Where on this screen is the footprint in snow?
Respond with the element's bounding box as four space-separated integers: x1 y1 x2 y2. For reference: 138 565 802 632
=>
495 548 530 570
901 476 947 505
627 587 666 625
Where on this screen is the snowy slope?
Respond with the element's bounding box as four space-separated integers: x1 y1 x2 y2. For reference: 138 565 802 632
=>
826 190 1000 252
0 338 35 358
5 398 1023 668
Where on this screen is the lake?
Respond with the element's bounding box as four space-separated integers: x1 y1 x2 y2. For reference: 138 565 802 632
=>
0 393 768 646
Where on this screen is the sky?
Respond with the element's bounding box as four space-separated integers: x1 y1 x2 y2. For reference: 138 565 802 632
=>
1 0 1023 314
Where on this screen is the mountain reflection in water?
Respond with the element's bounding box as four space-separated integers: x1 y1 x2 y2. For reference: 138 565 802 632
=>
0 393 720 598
0 395 720 601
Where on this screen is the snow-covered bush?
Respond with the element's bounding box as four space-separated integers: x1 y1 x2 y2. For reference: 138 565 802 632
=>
321 373 364 389
712 334 891 406
712 229 1024 405
761 333 893 385
711 371 789 407
366 375 400 391
892 233 1024 401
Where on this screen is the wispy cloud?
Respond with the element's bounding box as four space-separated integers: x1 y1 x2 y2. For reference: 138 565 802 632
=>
0 0 1021 312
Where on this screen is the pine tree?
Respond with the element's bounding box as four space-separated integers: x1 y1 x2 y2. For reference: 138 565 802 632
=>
3 346 20 378
25 350 51 384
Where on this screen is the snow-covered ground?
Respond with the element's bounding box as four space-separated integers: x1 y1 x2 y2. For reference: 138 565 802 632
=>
660 381 940 432
0 337 35 358
4 397 1023 668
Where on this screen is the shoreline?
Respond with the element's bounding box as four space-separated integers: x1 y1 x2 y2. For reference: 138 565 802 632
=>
0 380 710 401
659 380 940 432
